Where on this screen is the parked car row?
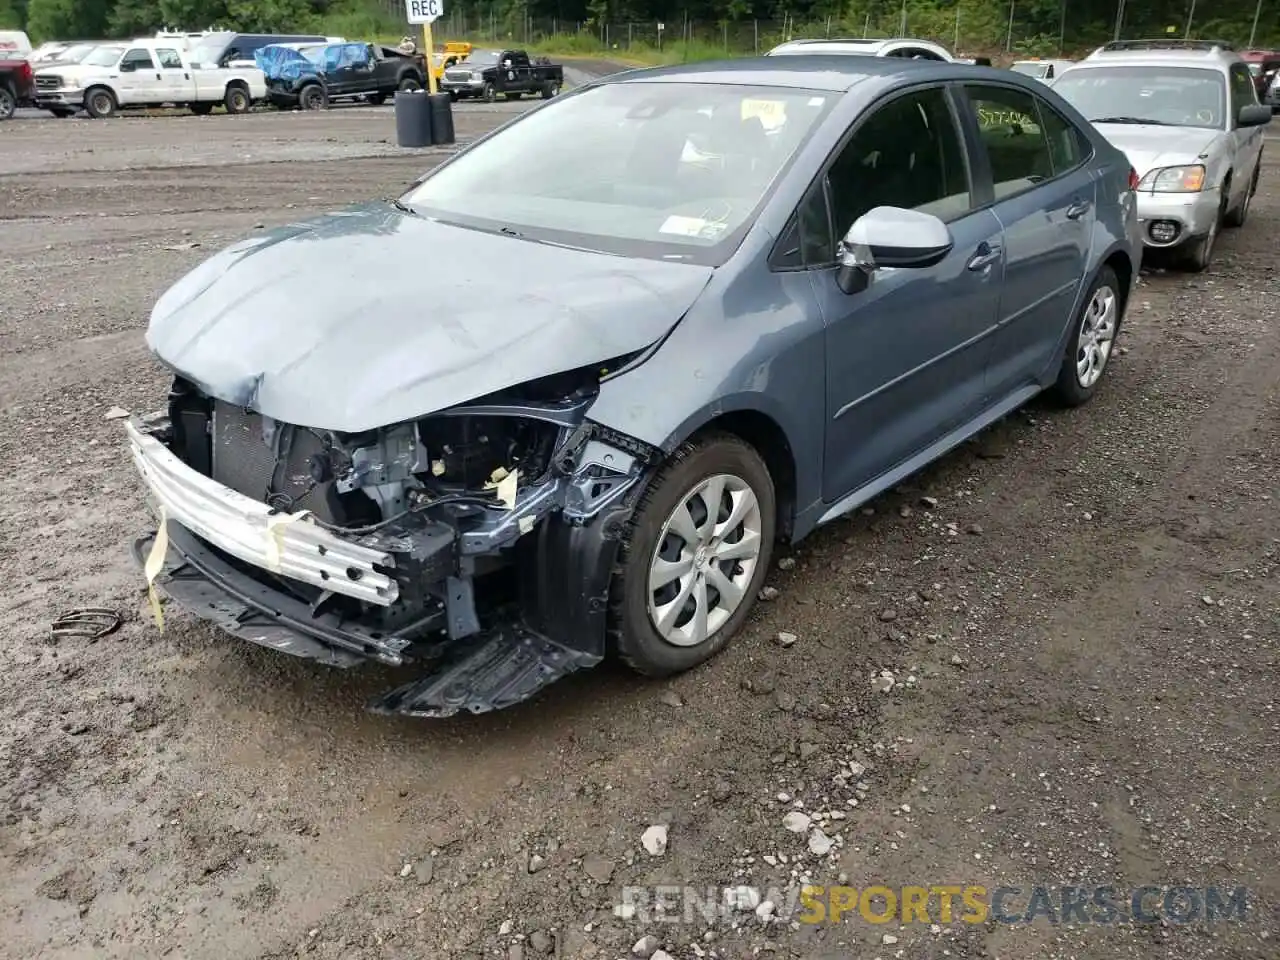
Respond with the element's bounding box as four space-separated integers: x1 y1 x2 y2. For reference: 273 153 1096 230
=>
2 27 565 119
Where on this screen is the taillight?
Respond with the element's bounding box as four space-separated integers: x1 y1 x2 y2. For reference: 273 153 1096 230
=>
1127 166 1140 191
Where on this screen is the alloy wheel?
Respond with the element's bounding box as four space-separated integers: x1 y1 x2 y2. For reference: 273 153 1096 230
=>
646 473 763 648
1076 284 1117 389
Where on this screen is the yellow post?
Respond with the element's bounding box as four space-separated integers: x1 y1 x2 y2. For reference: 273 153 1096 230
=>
423 20 437 95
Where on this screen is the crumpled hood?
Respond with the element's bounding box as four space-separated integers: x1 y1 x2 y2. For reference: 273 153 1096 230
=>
146 203 713 432
1093 123 1220 180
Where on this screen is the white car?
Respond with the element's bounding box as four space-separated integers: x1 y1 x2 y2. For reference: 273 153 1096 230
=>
766 37 956 62
32 39 267 118
1052 39 1270 271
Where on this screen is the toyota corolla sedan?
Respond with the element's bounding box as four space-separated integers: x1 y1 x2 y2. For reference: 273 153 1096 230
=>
128 57 1141 718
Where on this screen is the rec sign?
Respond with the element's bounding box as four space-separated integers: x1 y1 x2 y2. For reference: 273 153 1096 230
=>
405 0 444 23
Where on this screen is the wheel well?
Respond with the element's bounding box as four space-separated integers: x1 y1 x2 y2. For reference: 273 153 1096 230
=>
225 79 248 92
692 410 797 540
1103 250 1132 311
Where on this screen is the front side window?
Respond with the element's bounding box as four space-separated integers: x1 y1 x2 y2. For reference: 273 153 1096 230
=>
826 87 972 235
965 85 1054 197
1051 66 1227 129
402 81 833 265
1229 65 1258 114
121 47 155 71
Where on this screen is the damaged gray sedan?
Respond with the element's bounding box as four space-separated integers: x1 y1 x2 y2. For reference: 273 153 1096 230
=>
129 57 1139 717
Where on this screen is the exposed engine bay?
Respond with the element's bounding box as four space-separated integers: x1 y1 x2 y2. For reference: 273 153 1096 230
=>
129 362 660 717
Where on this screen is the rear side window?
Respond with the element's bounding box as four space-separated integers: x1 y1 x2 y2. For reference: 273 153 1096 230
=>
965 85 1054 198
1036 100 1088 175
826 87 973 234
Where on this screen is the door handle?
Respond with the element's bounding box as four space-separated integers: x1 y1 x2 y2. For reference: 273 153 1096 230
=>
967 242 1002 271
1065 198 1092 219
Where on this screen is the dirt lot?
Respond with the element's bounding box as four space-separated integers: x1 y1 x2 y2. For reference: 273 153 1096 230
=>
1 103 1277 960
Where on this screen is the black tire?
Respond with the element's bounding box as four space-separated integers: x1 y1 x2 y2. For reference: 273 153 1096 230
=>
482 81 496 103
190 102 213 116
1050 265 1122 407
0 87 15 121
540 81 560 100
1223 164 1260 228
398 76 422 93
609 434 776 677
84 86 117 119
1180 194 1224 272
298 84 326 111
223 84 250 115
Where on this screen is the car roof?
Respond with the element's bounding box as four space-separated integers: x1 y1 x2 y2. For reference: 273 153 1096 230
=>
603 54 1010 92
1079 39 1242 70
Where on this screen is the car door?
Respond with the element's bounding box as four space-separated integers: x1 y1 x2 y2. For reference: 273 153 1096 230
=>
811 85 1005 503
153 46 190 102
116 47 159 103
1227 63 1265 204
958 83 1095 399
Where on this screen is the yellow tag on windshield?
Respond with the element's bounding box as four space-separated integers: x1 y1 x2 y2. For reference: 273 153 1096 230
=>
741 98 787 130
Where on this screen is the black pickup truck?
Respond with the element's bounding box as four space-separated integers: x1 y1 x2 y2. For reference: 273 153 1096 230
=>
440 49 563 102
259 42 427 110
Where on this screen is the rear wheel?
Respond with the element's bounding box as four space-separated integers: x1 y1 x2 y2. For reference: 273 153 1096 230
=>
223 85 250 115
85 86 117 119
398 76 422 93
610 435 775 677
298 83 326 110
0 88 15 121
540 81 560 99
1051 265 1121 407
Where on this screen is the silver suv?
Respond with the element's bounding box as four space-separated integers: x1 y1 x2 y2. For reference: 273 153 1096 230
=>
1052 39 1270 271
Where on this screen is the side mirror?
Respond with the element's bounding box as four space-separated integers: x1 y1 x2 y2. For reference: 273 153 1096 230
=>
118 60 136 72
1237 103 1272 127
836 206 953 295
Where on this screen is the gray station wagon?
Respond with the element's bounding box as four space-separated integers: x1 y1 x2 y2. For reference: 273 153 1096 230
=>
128 57 1142 717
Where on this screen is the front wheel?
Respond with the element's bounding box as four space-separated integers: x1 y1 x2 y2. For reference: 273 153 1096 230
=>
84 86 117 119
481 81 496 102
1050 266 1121 407
610 435 776 677
398 77 422 93
1224 165 1260 228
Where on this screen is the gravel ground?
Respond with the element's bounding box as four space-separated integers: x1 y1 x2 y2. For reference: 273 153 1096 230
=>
0 102 1277 960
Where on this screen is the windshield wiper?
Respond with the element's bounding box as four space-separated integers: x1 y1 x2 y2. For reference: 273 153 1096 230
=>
388 197 419 216
1089 116 1169 125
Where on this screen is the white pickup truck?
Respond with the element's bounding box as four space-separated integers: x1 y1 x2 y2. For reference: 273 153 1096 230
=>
32 39 267 118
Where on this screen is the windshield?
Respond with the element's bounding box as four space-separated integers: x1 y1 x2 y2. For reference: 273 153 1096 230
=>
1052 66 1227 129
461 50 500 66
82 45 124 67
61 43 95 62
402 81 832 265
187 33 232 67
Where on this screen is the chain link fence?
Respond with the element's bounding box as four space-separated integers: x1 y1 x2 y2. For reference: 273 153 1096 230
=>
371 2 1277 61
